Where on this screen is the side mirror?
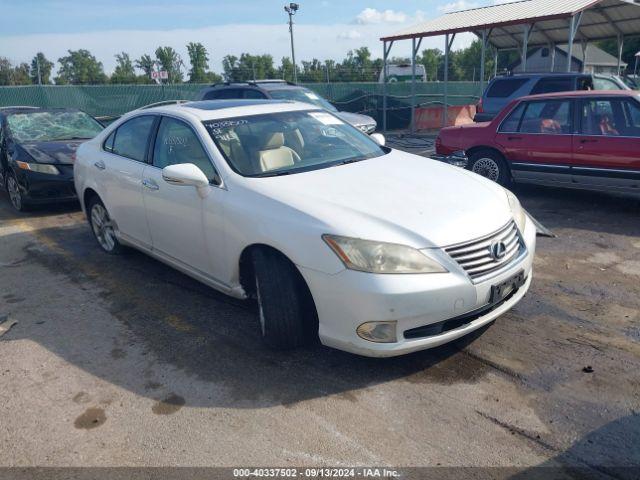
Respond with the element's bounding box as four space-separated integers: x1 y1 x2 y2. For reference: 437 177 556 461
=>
162 163 210 198
370 133 386 147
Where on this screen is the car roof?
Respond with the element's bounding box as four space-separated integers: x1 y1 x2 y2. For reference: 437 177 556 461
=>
519 90 639 101
494 72 590 80
138 99 321 121
0 106 83 115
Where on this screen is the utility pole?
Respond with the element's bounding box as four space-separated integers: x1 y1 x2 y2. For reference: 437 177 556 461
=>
284 3 299 83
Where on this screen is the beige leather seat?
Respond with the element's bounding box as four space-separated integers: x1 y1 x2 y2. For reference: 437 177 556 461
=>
259 132 301 172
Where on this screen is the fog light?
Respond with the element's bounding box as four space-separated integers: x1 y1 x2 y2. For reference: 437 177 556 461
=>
356 321 398 343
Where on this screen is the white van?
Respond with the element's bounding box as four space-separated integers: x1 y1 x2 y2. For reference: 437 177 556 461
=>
379 64 427 83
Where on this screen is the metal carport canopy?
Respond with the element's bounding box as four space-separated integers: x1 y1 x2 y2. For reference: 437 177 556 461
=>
381 0 640 48
379 0 640 132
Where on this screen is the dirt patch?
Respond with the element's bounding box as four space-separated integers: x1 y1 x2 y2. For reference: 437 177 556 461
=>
74 407 106 429
151 393 185 415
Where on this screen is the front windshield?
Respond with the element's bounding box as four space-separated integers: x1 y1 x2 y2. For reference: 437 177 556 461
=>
268 88 338 112
7 111 103 142
204 110 385 177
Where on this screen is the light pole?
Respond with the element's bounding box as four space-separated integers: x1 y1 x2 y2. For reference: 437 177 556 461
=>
284 3 299 83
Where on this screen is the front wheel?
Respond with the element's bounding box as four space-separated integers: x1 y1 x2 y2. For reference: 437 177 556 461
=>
253 249 317 350
87 196 123 255
468 150 511 186
6 172 27 212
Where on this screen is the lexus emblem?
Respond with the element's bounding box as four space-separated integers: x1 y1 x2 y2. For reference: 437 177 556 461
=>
490 240 508 260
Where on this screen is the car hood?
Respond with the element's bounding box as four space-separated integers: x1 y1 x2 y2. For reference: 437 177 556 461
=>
335 111 376 128
248 149 512 248
19 140 84 165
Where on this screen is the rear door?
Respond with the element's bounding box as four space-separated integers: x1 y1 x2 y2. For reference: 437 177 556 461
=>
100 115 156 247
572 96 640 191
495 98 575 185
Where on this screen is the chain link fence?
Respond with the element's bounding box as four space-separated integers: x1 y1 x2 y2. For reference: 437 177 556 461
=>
0 82 480 130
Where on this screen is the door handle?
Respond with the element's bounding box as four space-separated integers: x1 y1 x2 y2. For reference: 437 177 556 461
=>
580 139 598 144
94 160 106 170
507 136 522 141
142 179 159 191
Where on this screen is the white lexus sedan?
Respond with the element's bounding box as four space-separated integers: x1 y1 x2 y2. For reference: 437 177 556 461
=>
74 99 536 357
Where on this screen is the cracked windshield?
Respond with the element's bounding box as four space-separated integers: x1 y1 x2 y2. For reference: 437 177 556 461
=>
7 111 103 142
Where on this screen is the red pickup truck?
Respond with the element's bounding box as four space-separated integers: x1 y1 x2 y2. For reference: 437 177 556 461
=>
435 90 640 195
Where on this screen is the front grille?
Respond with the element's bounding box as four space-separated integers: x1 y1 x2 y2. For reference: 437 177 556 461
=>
445 221 524 281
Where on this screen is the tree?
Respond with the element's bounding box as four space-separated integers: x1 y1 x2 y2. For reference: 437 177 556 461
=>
30 53 54 84
12 63 31 85
187 42 209 83
155 46 183 83
111 52 136 84
135 54 155 76
278 57 295 82
597 37 640 74
55 49 107 84
0 57 12 86
222 53 276 82
418 48 442 81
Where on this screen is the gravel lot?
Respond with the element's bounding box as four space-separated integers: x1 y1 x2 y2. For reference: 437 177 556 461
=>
0 170 639 477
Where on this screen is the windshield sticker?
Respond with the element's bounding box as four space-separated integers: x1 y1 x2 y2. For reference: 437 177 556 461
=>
304 92 320 100
308 112 343 126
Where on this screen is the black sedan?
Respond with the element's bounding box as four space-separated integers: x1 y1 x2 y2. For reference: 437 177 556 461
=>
0 107 104 211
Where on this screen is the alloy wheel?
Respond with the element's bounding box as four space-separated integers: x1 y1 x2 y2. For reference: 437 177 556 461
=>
90 203 116 252
472 157 500 182
7 176 22 211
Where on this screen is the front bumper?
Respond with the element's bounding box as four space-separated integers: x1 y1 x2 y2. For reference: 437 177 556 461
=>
300 216 536 357
431 152 469 168
14 166 77 204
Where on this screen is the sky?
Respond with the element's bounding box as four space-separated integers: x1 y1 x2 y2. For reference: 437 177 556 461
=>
0 0 507 75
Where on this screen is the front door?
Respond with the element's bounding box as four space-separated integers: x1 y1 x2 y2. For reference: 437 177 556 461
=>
142 116 223 277
495 98 575 185
572 97 640 191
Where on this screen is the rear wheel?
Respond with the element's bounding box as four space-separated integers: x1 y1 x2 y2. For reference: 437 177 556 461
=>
6 172 27 212
252 248 317 350
87 196 123 255
468 150 510 186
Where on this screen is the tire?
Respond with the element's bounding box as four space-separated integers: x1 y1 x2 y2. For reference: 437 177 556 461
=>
6 172 28 212
87 196 123 255
252 248 317 350
468 150 511 186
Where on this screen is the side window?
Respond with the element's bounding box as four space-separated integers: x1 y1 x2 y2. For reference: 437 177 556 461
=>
519 100 572 134
581 99 623 136
499 102 526 132
486 79 528 98
103 130 116 152
243 89 267 99
111 116 155 162
212 89 243 100
153 117 217 181
623 100 640 129
593 78 620 91
203 90 221 100
530 78 574 95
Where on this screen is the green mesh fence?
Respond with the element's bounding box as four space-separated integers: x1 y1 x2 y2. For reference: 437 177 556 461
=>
0 82 480 130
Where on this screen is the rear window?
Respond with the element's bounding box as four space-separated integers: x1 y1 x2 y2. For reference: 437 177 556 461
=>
486 79 528 98
530 77 574 95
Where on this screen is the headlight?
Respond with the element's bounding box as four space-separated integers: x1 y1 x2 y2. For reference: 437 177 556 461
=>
323 235 447 274
16 161 60 175
506 189 526 233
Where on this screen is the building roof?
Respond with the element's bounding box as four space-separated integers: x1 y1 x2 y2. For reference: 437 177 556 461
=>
381 0 640 49
511 43 629 67
555 44 627 66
